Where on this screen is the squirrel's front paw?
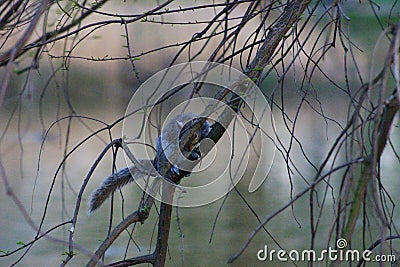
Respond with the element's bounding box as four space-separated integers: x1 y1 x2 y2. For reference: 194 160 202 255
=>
171 164 180 176
171 164 191 177
188 147 201 160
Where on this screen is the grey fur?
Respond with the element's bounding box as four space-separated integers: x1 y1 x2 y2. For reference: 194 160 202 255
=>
88 113 210 213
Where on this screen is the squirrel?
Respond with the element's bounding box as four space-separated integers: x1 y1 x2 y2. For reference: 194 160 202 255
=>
88 113 211 213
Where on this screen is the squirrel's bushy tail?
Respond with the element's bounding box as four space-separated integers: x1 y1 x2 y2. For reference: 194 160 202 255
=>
88 167 134 213
88 159 155 214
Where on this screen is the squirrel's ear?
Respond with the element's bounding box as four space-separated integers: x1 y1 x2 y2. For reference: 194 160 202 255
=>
177 121 185 128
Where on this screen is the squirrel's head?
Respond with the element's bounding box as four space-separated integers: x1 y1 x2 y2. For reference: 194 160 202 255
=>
193 118 211 143
178 116 210 146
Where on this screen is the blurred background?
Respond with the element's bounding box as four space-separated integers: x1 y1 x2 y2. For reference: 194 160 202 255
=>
0 0 399 266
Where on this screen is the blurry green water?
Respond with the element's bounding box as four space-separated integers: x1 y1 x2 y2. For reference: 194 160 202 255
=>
0 68 398 266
